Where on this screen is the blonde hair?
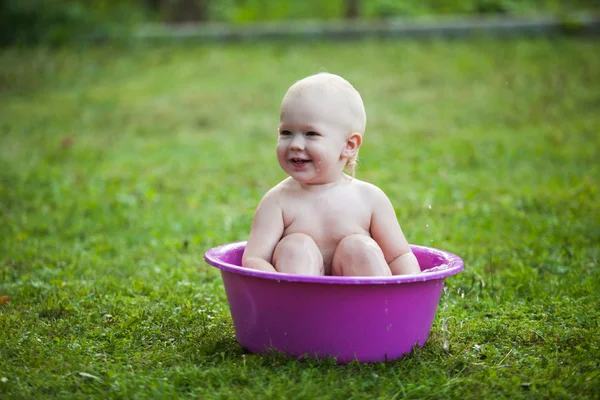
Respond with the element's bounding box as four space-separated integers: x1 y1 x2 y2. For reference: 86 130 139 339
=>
282 73 366 177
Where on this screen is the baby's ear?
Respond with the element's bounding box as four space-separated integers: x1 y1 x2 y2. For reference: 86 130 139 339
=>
342 132 362 158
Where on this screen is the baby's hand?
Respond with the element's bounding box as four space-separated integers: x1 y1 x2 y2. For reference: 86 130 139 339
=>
388 252 421 275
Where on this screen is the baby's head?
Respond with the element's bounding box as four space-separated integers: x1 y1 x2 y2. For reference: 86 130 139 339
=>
278 73 366 180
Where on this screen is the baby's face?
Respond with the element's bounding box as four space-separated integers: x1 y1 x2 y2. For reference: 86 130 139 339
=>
277 87 353 185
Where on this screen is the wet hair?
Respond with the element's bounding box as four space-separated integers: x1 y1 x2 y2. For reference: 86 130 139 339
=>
281 73 366 177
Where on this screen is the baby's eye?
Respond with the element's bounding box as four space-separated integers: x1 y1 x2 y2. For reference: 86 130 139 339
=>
280 130 292 136
306 131 320 137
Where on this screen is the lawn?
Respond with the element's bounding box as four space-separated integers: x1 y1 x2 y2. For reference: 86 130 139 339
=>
1 37 599 398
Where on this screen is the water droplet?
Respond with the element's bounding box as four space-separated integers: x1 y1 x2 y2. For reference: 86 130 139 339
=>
426 224 429 228
428 204 432 209
441 286 450 352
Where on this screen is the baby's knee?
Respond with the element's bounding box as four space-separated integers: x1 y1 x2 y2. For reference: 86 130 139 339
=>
336 234 382 262
273 233 323 275
333 234 389 277
274 233 318 258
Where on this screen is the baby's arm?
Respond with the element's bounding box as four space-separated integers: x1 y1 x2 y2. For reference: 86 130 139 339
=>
242 189 285 272
369 187 421 275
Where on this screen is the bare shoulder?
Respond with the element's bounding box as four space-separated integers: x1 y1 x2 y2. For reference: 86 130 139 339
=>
260 178 297 205
351 178 390 204
276 177 302 192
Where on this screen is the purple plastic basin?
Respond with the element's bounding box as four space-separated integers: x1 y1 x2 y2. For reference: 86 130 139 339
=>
204 242 463 363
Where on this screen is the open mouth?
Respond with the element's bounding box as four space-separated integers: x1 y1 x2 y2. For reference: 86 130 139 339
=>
290 158 311 165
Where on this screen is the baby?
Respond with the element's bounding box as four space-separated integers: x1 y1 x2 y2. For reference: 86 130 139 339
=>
242 73 420 276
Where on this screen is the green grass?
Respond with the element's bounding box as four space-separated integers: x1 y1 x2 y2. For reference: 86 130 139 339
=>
208 0 600 22
1 38 599 398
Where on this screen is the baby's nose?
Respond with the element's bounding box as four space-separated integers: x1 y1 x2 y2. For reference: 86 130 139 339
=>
289 135 305 150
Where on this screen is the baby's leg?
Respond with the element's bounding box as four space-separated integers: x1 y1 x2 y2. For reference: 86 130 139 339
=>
332 234 392 277
272 233 324 276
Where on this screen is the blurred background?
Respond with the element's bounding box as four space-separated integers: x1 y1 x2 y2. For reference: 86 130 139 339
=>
1 0 599 46
1 0 599 398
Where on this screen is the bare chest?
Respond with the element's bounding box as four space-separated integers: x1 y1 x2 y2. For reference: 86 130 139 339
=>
281 194 371 245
